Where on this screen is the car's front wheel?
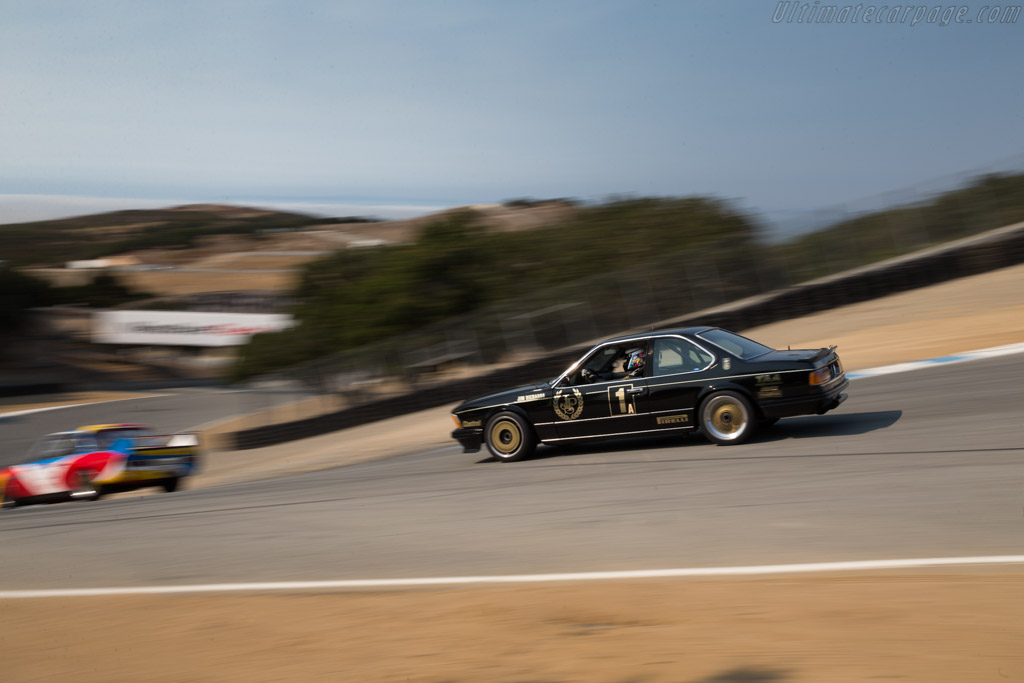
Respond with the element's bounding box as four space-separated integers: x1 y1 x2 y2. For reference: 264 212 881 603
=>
700 391 756 445
70 470 102 501
484 411 537 462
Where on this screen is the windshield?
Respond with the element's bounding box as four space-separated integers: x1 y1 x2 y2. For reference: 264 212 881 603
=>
25 434 76 462
697 329 773 359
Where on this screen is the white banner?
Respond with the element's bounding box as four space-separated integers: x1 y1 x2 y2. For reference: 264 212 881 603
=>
93 311 295 347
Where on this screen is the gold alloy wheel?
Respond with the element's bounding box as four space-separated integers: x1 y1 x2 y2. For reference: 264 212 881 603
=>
488 418 523 457
702 394 750 442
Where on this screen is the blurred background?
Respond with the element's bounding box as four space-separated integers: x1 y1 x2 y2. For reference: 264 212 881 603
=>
2 0 1023 433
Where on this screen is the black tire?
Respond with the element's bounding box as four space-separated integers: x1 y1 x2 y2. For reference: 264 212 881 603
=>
161 477 181 493
700 391 756 446
484 411 537 462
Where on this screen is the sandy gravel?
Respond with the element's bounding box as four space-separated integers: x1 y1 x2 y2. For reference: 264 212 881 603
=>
743 261 1024 370
4 572 1024 682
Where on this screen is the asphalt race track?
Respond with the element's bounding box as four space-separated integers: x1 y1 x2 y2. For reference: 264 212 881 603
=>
0 384 312 469
1 355 1022 591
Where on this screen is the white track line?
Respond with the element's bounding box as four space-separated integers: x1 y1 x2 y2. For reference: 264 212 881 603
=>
0 395 166 420
3 556 1024 599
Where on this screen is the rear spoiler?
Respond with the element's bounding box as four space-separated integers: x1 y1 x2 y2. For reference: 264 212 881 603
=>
810 345 838 363
131 433 200 450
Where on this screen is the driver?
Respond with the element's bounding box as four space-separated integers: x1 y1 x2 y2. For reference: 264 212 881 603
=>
621 347 646 378
580 346 646 383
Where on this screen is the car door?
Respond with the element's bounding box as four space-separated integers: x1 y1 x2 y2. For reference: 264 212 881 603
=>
645 336 717 432
11 434 78 496
552 340 653 440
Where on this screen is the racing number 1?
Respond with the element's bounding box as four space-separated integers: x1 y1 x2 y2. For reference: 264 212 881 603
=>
608 384 636 415
614 387 626 413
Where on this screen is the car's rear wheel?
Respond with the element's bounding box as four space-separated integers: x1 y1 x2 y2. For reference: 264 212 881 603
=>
484 412 537 462
161 477 181 493
700 391 756 446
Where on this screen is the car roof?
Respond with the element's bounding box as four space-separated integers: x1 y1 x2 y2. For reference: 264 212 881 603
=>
75 423 147 433
602 326 715 345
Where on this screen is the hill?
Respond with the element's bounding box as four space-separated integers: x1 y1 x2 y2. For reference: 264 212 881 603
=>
0 204 335 268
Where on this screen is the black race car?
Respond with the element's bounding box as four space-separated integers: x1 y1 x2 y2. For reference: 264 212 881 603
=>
450 327 848 462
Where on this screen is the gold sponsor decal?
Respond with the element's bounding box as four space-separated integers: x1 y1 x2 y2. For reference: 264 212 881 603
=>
553 387 584 420
517 393 545 403
656 414 689 425
462 419 481 428
755 373 783 399
607 384 637 415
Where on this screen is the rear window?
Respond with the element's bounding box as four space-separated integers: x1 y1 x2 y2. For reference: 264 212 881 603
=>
697 329 773 359
652 337 714 376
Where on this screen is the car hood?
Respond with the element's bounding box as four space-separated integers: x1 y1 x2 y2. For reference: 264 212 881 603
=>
455 381 551 412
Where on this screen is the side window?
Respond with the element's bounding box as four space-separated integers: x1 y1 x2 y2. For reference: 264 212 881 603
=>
652 338 714 376
569 345 623 384
75 434 99 453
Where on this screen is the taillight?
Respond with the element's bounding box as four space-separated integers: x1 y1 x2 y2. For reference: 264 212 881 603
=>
809 367 830 385
451 414 463 429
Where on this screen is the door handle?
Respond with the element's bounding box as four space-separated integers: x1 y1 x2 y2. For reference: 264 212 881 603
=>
627 387 646 396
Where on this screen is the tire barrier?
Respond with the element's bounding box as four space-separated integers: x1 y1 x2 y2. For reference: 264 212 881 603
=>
230 222 1024 450
0 382 68 399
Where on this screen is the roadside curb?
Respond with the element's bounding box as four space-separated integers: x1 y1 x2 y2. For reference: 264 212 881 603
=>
846 341 1024 379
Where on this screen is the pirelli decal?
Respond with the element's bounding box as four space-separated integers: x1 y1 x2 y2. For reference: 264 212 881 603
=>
656 414 690 425
462 419 482 428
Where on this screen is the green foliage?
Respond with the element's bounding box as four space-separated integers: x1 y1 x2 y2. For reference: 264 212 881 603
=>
0 267 58 332
234 172 1024 381
233 199 762 379
776 172 1024 281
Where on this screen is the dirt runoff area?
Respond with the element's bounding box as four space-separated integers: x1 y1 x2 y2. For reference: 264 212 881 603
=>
4 264 1024 683
4 572 1024 682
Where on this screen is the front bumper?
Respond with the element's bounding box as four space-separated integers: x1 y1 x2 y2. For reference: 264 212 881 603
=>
451 428 483 453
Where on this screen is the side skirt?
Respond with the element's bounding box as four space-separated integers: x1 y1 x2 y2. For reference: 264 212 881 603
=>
544 425 694 442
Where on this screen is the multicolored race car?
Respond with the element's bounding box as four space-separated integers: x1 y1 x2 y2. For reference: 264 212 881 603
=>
0 424 200 508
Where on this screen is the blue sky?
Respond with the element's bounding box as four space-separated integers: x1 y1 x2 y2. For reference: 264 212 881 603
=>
1 0 1022 227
